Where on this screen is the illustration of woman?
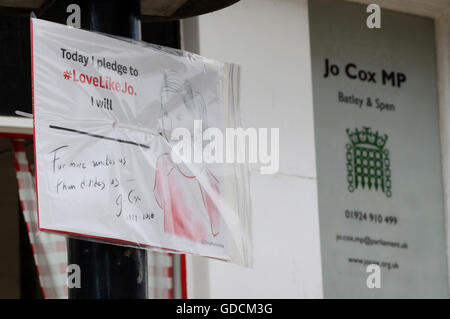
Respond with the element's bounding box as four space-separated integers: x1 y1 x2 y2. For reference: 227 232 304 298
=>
153 69 221 242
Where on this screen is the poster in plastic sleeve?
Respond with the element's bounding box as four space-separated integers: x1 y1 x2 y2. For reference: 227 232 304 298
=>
31 18 252 266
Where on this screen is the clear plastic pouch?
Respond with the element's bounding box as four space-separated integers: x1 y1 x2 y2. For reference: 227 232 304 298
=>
31 18 252 266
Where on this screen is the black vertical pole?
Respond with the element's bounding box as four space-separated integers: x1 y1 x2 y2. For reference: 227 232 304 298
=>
66 0 147 299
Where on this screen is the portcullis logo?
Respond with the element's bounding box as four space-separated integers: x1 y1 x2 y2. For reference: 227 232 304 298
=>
346 127 391 197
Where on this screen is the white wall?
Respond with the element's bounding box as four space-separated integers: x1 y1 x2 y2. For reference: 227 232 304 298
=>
182 0 323 298
182 0 450 299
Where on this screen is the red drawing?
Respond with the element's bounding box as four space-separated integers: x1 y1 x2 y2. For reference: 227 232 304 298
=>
154 153 221 242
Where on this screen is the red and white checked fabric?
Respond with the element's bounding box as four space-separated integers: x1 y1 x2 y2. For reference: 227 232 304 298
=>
147 251 174 299
12 139 68 299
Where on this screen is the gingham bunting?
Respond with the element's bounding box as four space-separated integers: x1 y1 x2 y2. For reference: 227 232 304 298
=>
147 251 174 299
12 139 68 299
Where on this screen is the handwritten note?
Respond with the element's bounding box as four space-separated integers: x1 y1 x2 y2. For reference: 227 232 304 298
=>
32 18 239 262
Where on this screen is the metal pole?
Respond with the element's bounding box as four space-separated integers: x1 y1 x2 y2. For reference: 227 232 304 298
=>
66 0 147 299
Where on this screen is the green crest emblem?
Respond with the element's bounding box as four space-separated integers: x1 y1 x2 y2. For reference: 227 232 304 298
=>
346 127 391 197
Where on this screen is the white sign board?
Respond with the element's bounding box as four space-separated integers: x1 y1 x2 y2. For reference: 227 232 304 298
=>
309 0 449 297
31 18 250 264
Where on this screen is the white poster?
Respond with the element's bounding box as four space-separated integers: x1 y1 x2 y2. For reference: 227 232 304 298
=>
31 18 251 265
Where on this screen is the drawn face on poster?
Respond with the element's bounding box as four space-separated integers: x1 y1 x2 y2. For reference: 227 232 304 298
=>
160 69 209 140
